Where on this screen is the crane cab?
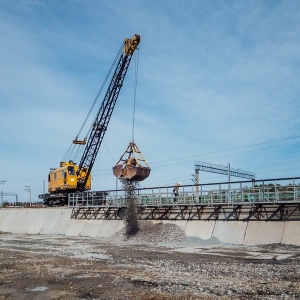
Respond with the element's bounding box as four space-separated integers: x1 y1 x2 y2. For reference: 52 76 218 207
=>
48 161 91 193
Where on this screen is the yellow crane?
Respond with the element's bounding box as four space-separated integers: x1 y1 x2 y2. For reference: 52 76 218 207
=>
40 34 140 206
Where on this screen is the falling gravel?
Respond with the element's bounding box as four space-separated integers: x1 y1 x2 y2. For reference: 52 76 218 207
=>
121 179 139 237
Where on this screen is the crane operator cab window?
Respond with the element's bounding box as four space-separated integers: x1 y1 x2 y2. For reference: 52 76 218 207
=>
68 166 75 176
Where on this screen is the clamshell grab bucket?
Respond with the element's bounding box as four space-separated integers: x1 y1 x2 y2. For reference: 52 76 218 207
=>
113 165 123 178
113 142 151 182
113 165 151 181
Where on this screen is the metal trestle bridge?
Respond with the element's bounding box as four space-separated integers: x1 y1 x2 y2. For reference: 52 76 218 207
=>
69 177 300 221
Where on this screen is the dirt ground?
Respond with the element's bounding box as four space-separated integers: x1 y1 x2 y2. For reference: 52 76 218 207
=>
0 226 299 300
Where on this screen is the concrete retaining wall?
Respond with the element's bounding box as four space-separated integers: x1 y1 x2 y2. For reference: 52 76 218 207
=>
52 209 72 235
80 219 104 238
212 221 248 245
0 208 299 246
281 221 300 246
185 220 215 240
243 221 285 245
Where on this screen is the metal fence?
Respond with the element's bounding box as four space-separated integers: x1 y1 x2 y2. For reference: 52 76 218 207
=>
68 177 300 208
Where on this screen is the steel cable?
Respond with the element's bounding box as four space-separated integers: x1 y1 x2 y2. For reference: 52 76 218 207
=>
62 42 124 162
131 49 139 142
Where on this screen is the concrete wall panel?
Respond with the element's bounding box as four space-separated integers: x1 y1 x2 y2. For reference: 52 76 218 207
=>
15 209 39 234
6 210 25 234
27 209 50 235
185 220 215 240
65 219 86 237
9 209 36 234
213 221 247 244
97 220 124 238
39 209 63 235
80 220 103 237
0 209 9 231
281 221 300 246
52 209 73 235
0 210 19 233
244 221 284 245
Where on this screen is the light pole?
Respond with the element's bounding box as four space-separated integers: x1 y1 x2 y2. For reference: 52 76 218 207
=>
0 180 6 207
24 186 31 207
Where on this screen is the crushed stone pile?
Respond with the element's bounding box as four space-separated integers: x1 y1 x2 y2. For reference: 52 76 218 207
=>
111 221 187 244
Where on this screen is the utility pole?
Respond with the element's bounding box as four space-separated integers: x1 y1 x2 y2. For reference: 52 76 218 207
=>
191 170 200 203
195 168 199 203
228 163 231 204
25 186 31 207
0 180 6 207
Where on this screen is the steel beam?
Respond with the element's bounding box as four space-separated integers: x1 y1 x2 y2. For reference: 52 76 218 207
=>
71 203 300 221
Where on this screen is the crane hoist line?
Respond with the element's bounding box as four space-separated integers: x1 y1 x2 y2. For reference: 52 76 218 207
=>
39 34 141 206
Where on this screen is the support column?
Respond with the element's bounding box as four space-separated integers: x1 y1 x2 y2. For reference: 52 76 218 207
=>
228 163 231 204
195 169 199 203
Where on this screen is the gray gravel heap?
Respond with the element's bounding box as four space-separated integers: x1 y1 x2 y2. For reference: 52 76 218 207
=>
111 220 187 244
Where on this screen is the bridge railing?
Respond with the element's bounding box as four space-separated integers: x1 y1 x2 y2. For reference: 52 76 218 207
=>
68 177 300 208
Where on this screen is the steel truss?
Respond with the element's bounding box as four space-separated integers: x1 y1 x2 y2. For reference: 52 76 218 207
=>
72 203 300 221
194 161 255 180
70 177 300 221
71 206 124 220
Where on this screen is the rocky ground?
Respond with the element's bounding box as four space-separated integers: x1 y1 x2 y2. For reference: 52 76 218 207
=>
0 221 299 300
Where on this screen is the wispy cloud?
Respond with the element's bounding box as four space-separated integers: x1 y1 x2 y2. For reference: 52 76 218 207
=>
1 0 299 200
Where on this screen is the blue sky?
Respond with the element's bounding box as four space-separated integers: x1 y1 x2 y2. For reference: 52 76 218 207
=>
1 0 300 202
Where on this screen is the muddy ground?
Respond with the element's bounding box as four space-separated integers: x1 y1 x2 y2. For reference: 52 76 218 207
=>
0 223 299 300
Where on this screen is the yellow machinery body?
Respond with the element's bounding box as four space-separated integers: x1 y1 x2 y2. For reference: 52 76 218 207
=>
48 161 91 193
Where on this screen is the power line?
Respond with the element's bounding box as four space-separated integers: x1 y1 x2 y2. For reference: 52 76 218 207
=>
150 135 300 166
